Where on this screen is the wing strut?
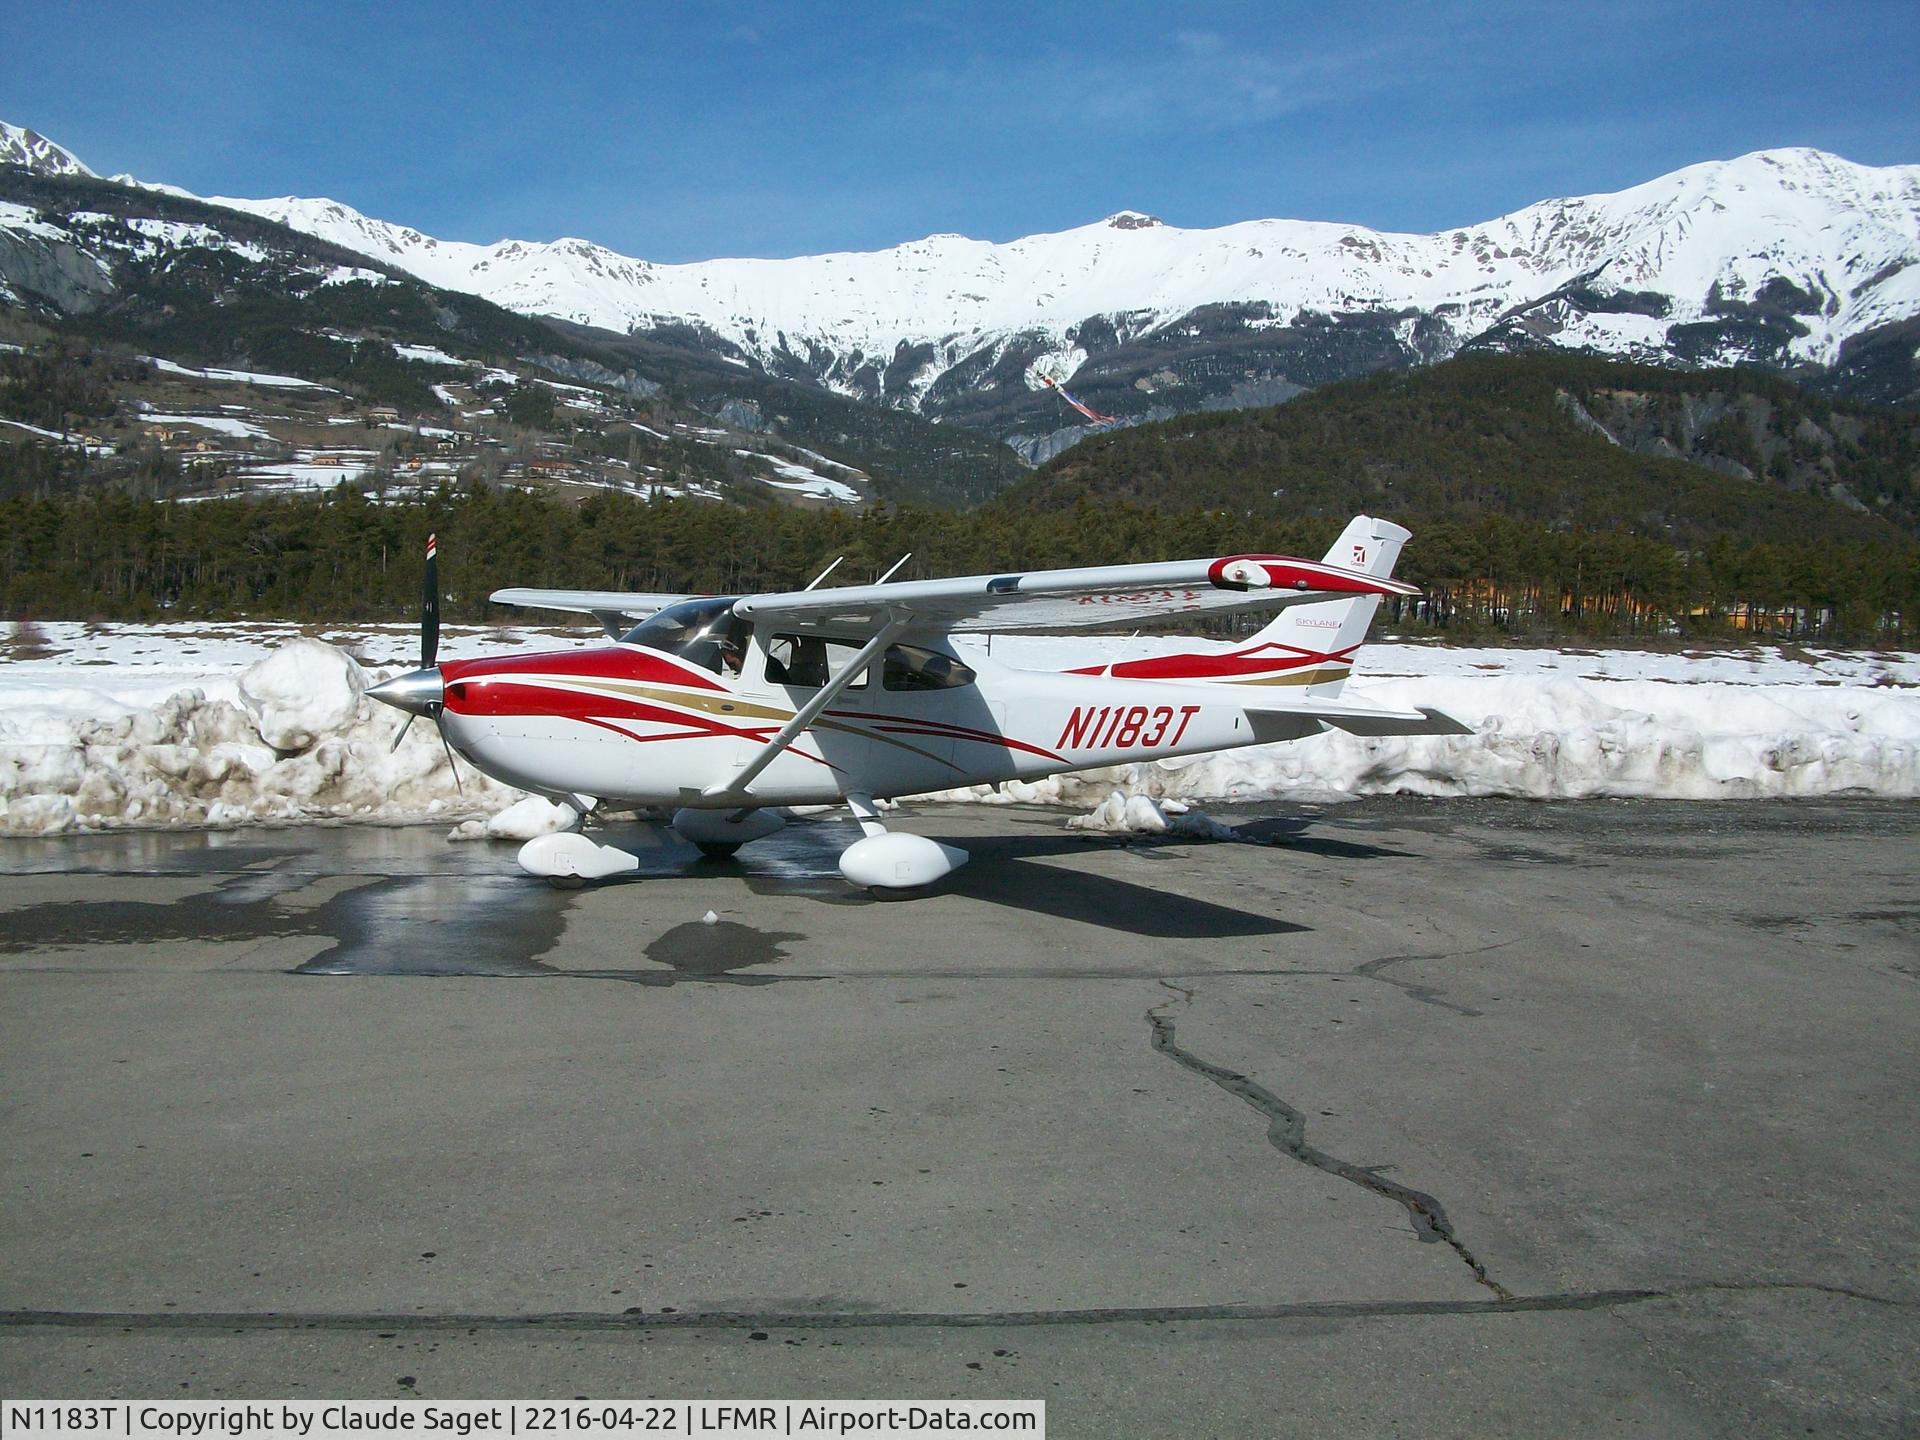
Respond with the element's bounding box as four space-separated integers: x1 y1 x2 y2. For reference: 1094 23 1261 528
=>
700 616 910 802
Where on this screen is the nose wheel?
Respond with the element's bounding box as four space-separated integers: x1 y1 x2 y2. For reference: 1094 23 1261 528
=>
517 831 640 884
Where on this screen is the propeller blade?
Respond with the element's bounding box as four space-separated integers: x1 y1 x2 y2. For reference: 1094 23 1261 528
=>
437 719 463 794
421 531 440 670
390 713 416 753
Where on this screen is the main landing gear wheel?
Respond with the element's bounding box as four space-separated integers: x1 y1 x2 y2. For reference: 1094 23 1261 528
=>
837 792 968 894
671 806 784 858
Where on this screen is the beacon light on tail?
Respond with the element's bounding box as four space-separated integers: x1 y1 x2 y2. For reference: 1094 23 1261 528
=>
366 516 1468 894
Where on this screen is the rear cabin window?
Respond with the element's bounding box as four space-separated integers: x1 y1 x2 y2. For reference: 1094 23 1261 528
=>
764 634 868 690
882 644 976 692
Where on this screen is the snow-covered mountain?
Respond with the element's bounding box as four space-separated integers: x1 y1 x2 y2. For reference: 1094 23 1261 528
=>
0 123 94 179
215 150 1918 364
196 148 1920 449
5 118 1918 453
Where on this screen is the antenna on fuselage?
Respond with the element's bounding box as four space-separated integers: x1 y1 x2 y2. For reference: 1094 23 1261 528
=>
876 553 913 584
803 556 844 591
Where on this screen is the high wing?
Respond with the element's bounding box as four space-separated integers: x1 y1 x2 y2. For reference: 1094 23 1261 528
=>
735 555 1417 637
489 588 698 638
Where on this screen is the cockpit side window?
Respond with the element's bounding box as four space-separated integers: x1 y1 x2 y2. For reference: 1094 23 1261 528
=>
622 597 750 675
764 633 868 690
882 643 976 692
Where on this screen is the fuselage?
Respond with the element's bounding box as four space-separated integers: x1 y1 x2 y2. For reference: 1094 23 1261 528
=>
433 633 1302 809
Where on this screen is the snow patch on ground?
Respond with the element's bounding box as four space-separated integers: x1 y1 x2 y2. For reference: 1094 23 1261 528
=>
317 266 396 287
391 342 467 366
1067 790 1240 838
135 410 272 439
732 449 864 503
146 357 331 389
0 626 1915 838
447 796 578 841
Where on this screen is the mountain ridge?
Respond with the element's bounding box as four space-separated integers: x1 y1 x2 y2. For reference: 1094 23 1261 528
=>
5 120 1919 455
192 146 1920 437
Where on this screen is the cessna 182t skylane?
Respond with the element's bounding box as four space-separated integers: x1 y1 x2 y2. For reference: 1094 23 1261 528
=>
368 516 1469 891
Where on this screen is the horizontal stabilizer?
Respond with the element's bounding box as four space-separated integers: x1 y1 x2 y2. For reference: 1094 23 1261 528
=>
1317 705 1476 738
1247 702 1474 743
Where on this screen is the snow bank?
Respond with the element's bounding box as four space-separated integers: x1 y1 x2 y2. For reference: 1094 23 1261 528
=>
0 639 520 837
0 629 1916 839
930 672 1920 808
236 638 364 750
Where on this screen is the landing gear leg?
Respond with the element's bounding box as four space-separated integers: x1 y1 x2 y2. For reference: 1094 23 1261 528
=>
837 792 968 892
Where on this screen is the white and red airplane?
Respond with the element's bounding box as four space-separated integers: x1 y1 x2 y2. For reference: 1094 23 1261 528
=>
369 516 1468 891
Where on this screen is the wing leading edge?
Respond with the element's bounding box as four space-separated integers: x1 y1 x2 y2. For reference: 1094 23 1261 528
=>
489 588 698 638
736 555 1417 638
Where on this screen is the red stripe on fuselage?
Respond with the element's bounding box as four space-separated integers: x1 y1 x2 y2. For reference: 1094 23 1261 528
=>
1066 641 1360 681
445 679 765 737
440 645 726 691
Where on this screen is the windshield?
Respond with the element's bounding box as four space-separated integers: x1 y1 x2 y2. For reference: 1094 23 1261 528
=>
622 597 749 674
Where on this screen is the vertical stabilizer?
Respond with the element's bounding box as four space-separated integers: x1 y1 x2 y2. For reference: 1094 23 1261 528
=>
1238 516 1410 697
1058 515 1413 692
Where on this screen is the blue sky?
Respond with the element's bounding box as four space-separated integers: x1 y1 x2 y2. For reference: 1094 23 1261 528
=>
7 1 1916 262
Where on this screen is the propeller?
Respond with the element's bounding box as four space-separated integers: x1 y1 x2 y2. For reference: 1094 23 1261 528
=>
421 530 440 669
370 531 462 791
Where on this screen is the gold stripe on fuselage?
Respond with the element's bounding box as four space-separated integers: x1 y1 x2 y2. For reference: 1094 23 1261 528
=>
1221 666 1352 687
554 678 798 724
519 677 963 771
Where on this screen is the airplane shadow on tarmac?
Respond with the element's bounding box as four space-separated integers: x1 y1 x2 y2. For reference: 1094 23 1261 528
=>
903 831 1314 938
0 812 1408 979
924 807 1415 925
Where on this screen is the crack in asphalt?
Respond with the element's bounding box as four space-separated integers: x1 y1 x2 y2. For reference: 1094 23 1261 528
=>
1347 939 1516 1017
1148 981 1514 1302
1 1284 1907 1334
